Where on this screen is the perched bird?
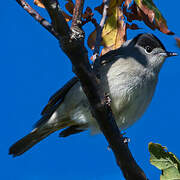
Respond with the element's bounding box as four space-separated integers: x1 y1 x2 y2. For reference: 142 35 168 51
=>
9 33 177 157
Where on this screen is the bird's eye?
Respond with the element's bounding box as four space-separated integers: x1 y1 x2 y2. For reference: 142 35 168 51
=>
145 46 153 53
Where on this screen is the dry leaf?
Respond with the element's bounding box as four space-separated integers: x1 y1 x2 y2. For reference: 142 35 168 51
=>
34 0 45 8
87 30 97 50
62 11 72 22
94 3 104 15
89 0 126 55
89 0 174 56
134 0 174 35
34 0 72 22
82 7 93 19
90 1 126 55
65 0 74 15
124 0 133 8
95 0 124 15
126 23 140 30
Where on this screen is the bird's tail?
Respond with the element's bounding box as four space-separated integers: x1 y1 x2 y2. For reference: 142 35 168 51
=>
9 127 56 157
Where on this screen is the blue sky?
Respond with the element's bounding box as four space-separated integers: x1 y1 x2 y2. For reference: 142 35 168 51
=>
1 1 180 180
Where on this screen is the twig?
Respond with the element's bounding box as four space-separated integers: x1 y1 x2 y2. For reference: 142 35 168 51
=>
16 0 59 39
71 0 84 28
92 0 110 61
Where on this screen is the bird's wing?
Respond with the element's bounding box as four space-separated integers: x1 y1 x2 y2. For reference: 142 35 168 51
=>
41 77 79 115
35 50 121 128
34 77 79 128
41 50 118 116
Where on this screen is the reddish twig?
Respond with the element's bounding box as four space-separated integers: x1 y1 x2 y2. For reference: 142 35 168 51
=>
71 0 84 28
16 0 59 39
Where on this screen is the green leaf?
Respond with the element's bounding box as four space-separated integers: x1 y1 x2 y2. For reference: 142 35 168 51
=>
149 142 180 180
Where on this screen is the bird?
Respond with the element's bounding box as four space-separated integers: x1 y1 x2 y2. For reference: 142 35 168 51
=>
9 33 177 157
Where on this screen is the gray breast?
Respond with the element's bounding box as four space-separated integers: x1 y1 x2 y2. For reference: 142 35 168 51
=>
99 58 158 130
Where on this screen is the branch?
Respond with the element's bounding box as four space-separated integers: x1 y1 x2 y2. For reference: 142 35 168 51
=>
16 0 58 39
41 0 70 38
41 1 148 179
17 0 148 179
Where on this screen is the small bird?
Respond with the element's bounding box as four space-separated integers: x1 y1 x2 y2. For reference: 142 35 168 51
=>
9 33 177 157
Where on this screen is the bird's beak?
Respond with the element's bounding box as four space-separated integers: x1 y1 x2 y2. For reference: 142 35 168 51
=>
159 51 178 57
166 51 178 57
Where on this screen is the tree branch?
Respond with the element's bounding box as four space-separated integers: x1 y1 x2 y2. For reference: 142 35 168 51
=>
40 0 70 38
16 0 148 179
16 0 58 39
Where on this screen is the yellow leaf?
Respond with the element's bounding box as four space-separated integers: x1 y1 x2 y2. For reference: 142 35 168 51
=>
88 0 126 55
101 6 126 54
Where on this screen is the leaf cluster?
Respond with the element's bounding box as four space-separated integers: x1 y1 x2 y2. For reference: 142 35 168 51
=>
34 0 178 56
